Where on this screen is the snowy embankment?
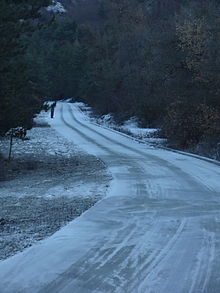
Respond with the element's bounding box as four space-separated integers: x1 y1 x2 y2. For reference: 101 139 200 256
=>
76 102 220 161
0 111 110 260
74 102 166 145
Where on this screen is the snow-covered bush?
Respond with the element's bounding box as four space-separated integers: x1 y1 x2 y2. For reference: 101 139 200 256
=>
6 127 27 139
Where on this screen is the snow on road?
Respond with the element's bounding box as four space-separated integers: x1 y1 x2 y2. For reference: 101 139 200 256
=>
0 101 220 293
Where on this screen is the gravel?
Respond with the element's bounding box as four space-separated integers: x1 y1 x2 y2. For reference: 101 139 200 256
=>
0 196 99 260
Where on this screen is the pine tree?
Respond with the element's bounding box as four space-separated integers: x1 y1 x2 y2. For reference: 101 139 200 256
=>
0 0 51 135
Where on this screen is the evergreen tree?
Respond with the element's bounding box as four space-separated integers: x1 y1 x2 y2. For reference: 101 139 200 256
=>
0 0 51 135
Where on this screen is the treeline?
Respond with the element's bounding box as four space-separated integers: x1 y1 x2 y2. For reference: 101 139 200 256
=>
0 0 52 135
1 0 220 157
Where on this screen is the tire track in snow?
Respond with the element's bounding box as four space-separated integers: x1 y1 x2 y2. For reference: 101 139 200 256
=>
38 217 187 293
60 104 152 198
48 103 217 292
68 104 213 197
189 230 215 293
37 216 160 293
131 218 187 293
62 103 218 292
60 105 115 156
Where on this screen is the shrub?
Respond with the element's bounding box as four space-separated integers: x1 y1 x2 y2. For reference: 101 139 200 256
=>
163 100 220 148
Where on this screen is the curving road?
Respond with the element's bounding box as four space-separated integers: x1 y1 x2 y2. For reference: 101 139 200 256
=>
0 102 220 293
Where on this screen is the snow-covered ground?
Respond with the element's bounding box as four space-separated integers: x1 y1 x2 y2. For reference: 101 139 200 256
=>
0 102 220 293
0 112 110 260
75 102 166 145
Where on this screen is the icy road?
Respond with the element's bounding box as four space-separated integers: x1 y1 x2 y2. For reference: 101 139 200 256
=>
1 102 220 293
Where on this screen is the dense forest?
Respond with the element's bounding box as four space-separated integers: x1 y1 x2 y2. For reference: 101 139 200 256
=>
0 0 52 135
1 0 220 158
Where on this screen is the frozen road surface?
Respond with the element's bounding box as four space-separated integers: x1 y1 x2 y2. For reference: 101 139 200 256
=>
1 102 220 293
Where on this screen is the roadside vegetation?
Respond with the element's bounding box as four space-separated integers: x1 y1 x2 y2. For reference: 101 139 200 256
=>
0 0 51 136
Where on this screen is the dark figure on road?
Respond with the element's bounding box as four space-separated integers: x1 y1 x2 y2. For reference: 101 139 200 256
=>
50 102 56 118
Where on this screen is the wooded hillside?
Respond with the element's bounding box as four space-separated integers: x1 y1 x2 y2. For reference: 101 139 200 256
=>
1 0 220 158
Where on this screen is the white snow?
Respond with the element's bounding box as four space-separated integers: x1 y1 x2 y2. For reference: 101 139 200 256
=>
0 110 110 259
76 102 166 145
47 0 66 13
0 118 109 199
0 101 220 293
